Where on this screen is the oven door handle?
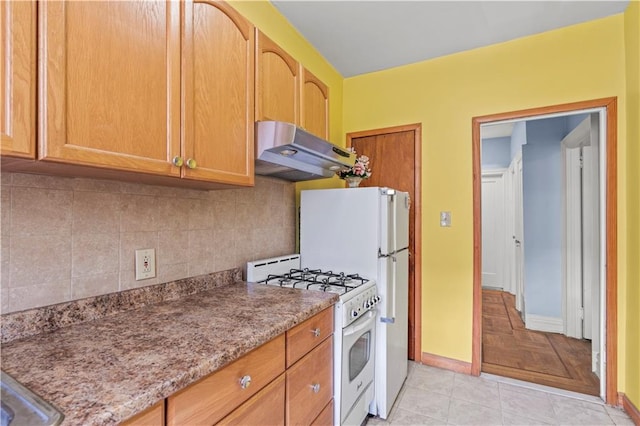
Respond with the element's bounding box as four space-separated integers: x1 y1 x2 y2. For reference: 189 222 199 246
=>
343 310 375 337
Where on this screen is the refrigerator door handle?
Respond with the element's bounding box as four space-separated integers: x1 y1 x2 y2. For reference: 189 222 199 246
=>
378 248 395 258
380 254 397 324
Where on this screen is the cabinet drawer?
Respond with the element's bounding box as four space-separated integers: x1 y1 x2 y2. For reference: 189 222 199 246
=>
121 400 164 426
311 399 334 426
167 334 285 426
218 374 285 426
286 337 333 425
286 307 333 366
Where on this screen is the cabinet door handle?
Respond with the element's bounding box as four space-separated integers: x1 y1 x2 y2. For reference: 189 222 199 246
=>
172 156 184 167
239 375 251 389
185 158 197 169
311 383 320 393
311 328 321 337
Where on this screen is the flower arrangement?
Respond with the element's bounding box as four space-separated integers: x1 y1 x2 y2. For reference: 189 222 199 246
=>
336 151 372 180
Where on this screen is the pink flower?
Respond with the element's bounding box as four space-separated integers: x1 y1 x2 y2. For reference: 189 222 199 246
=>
336 152 372 180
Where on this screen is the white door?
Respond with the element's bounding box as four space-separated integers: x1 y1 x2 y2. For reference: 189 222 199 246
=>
514 154 525 314
503 164 516 295
562 115 601 372
481 171 506 289
582 114 601 377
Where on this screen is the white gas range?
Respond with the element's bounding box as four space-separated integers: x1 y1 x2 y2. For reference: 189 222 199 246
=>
247 254 378 426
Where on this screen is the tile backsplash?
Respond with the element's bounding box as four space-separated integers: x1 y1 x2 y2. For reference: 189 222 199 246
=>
0 173 296 314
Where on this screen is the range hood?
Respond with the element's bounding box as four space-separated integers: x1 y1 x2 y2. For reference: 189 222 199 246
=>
255 121 356 182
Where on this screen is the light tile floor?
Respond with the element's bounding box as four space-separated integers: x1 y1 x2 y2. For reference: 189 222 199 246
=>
367 362 634 426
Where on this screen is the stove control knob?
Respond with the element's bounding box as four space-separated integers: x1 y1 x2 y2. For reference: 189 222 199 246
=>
364 301 370 309
375 296 381 304
351 309 358 318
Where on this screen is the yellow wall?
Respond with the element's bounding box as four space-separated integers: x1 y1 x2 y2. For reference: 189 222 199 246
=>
231 1 637 400
624 0 640 410
343 14 629 371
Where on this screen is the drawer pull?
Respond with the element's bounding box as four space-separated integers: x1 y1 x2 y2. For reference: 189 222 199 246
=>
311 328 321 337
239 375 252 389
311 383 320 393
185 158 197 169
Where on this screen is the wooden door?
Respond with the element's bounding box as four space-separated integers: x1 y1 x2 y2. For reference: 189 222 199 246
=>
300 67 329 139
1 0 36 158
349 126 420 360
255 31 299 125
182 0 254 186
39 1 181 176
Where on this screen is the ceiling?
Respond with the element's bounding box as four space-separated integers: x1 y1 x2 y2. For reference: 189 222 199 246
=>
271 1 629 77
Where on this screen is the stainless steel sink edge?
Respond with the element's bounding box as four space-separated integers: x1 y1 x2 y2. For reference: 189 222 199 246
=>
0 371 64 426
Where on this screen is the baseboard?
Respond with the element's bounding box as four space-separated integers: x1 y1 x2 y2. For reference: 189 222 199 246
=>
525 314 564 334
421 352 472 375
619 392 640 425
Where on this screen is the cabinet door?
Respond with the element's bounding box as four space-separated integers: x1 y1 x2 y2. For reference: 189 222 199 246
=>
1 0 36 158
218 374 285 426
167 335 285 426
286 337 333 425
255 31 299 125
39 1 181 176
121 401 164 426
300 67 329 140
182 0 254 186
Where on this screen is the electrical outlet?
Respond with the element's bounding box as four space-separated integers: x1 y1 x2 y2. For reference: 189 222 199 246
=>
135 248 156 280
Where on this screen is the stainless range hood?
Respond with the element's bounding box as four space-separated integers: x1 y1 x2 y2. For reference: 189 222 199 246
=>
255 121 356 182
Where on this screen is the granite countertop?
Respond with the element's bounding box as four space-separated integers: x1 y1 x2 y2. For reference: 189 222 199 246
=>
0 280 337 425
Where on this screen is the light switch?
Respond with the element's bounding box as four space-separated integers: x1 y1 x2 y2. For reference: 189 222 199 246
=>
440 211 451 227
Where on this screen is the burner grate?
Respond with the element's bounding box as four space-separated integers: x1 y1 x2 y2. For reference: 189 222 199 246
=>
260 268 368 294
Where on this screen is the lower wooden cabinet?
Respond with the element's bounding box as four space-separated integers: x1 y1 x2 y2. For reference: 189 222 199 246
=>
132 307 334 426
166 334 285 425
218 374 286 425
286 337 333 425
311 400 334 426
121 400 164 426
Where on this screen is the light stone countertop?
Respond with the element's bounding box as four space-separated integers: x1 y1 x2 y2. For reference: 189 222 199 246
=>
0 282 337 425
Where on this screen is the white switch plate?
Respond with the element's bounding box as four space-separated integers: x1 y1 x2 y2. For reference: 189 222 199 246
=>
135 248 156 280
440 211 451 227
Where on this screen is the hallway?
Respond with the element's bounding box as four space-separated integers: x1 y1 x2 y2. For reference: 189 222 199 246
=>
482 289 599 396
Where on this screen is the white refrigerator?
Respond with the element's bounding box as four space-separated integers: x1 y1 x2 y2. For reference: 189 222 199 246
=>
300 187 410 420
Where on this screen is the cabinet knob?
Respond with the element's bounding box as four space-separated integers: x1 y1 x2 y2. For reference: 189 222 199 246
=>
185 158 197 169
311 328 321 337
311 383 320 393
239 375 251 389
172 156 184 167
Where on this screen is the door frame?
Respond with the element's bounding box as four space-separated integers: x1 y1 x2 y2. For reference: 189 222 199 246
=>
346 123 423 361
471 97 618 405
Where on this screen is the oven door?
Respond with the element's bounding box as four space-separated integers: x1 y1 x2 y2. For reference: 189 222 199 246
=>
341 310 375 422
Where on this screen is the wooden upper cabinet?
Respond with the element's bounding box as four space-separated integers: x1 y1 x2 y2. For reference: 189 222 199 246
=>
182 0 254 186
1 0 37 158
300 67 329 140
38 1 181 176
255 30 299 125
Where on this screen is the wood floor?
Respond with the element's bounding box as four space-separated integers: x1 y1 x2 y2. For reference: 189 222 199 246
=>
481 289 600 396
